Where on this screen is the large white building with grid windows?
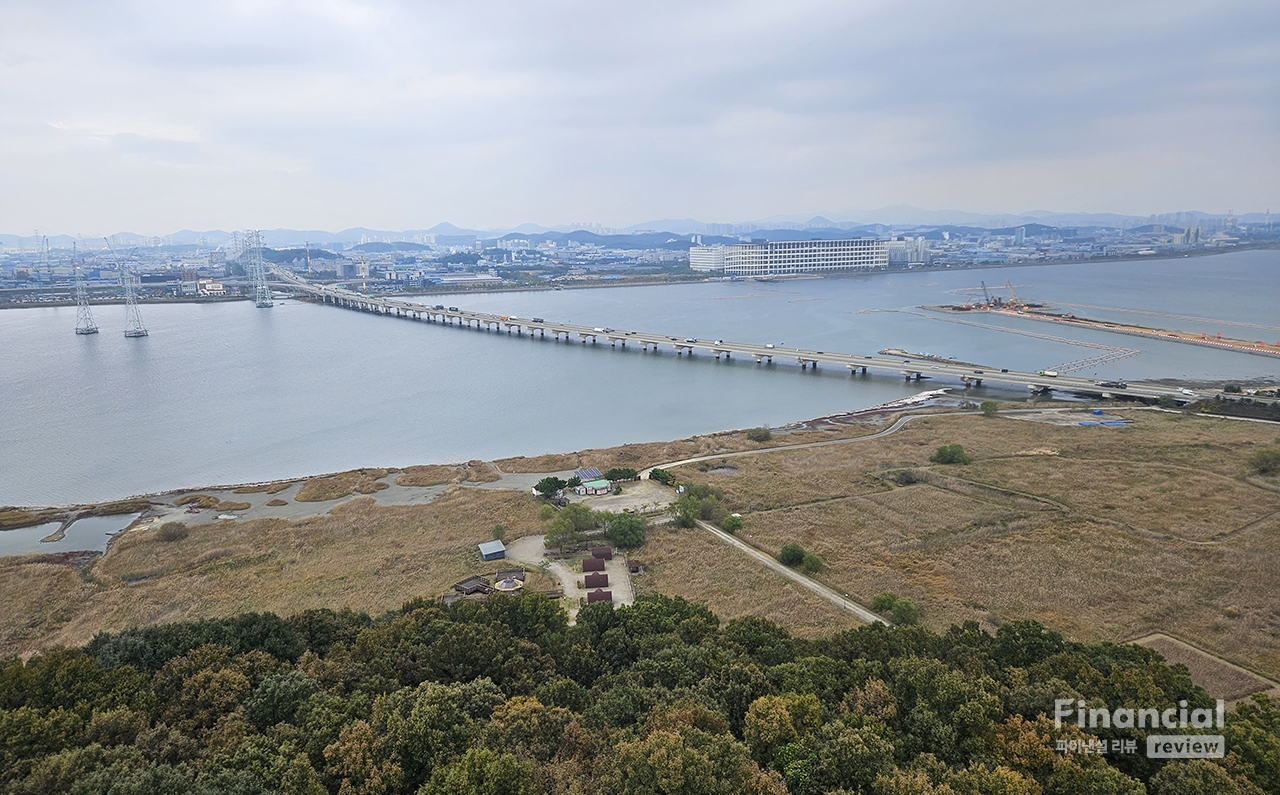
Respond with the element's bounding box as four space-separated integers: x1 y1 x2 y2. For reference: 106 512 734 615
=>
688 238 889 276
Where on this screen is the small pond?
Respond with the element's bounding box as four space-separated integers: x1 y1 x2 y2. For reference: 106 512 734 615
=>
0 513 141 557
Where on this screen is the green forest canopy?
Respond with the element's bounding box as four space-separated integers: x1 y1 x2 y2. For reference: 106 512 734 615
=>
1 595 1276 794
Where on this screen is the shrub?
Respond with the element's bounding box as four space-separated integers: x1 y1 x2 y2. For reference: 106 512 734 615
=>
930 444 971 465
720 514 743 533
1157 394 1179 408
892 598 920 625
871 591 898 613
603 467 638 481
1248 449 1280 476
539 504 555 521
746 427 772 442
778 544 805 567
980 400 1000 417
893 470 922 486
156 522 189 542
801 553 823 573
649 468 675 485
492 524 506 541
1224 384 1243 394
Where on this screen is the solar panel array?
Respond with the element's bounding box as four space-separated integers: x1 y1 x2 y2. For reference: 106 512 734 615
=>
574 467 604 480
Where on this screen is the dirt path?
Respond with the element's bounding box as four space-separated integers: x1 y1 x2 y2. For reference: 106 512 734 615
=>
640 414 919 478
694 519 885 624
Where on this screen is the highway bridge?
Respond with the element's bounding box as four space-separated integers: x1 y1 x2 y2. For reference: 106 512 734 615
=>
274 270 1179 402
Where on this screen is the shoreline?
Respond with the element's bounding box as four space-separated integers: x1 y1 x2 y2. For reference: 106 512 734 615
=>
2 389 983 516
2 243 1274 310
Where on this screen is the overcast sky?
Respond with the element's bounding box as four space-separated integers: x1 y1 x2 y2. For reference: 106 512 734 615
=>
2 0 1277 234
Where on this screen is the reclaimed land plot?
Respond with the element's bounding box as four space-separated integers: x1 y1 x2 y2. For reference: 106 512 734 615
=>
669 410 1280 681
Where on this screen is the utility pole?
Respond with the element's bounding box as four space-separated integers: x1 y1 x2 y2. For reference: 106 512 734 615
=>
73 242 98 335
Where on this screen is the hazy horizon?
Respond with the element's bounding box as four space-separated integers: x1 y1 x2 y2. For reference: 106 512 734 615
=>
2 0 1277 234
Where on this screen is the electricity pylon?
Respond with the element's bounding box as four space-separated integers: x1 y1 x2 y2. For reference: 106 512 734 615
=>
107 239 148 338
243 230 273 308
73 244 98 335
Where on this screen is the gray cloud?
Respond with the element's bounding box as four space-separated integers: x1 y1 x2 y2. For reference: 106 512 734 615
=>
0 0 1276 233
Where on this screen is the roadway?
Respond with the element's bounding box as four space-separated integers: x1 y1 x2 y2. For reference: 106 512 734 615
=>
272 269 1183 402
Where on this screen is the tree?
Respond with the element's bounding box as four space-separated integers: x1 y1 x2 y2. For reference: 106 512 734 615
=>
605 513 647 549
1248 449 1280 475
778 544 805 567
721 514 743 533
871 592 898 613
801 553 823 574
604 467 638 481
545 518 582 553
930 444 971 465
420 748 534 795
534 477 566 499
538 504 555 521
670 495 702 528
891 598 920 625
1224 384 1243 394
747 427 773 442
980 401 1000 417
491 524 506 542
1157 394 1179 408
566 476 583 489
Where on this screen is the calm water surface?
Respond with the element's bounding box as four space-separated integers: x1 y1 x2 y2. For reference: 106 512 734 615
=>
2 251 1276 506
0 514 140 556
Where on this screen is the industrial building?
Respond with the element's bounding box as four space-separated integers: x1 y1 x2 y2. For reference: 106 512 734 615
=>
688 238 889 276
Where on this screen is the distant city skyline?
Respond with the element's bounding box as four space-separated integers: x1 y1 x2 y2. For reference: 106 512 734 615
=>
2 1 1276 234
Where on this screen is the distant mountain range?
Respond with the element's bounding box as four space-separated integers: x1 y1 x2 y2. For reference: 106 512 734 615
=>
2 207 1270 250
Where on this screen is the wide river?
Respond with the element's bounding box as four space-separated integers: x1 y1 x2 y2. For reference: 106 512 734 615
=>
2 250 1277 506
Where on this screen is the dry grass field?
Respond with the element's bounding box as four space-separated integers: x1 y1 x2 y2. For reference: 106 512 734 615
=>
630 523 863 639
0 487 552 657
1132 634 1279 703
669 410 1280 683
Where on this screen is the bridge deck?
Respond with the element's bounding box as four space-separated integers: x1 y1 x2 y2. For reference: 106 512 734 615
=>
275 271 1174 401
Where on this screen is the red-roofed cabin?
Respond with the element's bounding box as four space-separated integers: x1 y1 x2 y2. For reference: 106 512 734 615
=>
587 589 613 604
584 571 609 588
582 557 606 572
591 546 613 560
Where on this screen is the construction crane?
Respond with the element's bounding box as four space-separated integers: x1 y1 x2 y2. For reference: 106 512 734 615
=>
980 280 993 308
1005 279 1024 309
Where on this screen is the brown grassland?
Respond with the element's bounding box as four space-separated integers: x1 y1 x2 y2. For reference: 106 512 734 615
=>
295 468 391 502
669 410 1280 683
630 523 862 639
174 494 252 512
0 487 552 656
232 481 294 495
494 423 877 476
